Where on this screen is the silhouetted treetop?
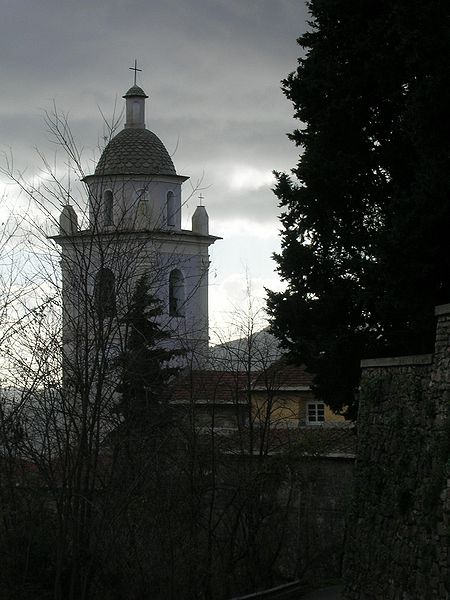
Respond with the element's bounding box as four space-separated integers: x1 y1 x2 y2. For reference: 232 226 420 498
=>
268 0 450 417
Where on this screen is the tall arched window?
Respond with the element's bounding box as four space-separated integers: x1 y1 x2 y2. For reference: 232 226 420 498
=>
169 269 185 317
166 191 175 227
136 189 148 210
136 189 148 223
94 268 116 317
104 190 114 226
136 189 146 203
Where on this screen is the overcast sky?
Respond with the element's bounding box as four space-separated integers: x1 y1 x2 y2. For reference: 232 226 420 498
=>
0 0 308 338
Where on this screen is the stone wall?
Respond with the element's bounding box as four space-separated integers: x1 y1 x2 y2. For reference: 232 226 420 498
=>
343 305 450 599
269 453 354 586
218 438 355 592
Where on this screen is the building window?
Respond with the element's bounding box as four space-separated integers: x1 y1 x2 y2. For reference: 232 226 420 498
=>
104 190 114 226
136 188 147 204
307 402 325 424
136 189 148 226
169 269 185 317
166 191 175 227
94 268 116 317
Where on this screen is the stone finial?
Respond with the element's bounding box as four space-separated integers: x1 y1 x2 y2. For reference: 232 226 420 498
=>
192 205 209 235
59 205 78 235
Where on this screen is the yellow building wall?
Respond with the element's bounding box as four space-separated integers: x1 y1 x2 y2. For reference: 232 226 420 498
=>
251 390 345 427
323 404 346 423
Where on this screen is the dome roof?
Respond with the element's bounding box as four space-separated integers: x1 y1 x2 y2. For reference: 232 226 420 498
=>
95 128 176 177
123 85 148 98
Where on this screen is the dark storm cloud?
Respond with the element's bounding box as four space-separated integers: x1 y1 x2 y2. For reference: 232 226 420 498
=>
0 0 307 226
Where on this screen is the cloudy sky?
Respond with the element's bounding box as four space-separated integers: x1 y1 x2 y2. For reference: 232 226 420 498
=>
0 0 308 338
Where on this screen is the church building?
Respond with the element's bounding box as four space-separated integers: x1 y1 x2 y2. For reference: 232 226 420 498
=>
54 80 219 381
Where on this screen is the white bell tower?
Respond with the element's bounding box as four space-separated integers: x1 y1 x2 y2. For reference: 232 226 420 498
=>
53 77 219 371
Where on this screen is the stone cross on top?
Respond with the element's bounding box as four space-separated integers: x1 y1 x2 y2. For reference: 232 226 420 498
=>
129 59 142 86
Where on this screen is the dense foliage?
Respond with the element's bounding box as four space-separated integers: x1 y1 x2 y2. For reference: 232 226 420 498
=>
116 274 178 428
268 0 450 417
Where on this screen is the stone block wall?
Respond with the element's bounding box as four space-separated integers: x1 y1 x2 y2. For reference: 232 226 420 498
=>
343 304 450 599
282 455 354 584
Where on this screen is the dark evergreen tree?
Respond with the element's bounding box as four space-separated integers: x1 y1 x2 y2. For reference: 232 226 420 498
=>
268 0 450 417
116 274 179 429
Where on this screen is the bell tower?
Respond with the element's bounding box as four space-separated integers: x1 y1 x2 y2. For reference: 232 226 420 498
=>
53 76 220 371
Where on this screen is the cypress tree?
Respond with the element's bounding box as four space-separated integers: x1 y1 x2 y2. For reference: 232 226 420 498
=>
117 274 179 429
268 0 450 417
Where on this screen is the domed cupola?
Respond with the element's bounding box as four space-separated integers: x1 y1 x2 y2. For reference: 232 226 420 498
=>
94 128 176 177
84 80 188 232
94 85 176 178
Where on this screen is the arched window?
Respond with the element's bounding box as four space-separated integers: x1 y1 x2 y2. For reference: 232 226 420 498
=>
136 188 146 202
166 191 175 227
136 189 148 210
135 189 149 228
104 190 113 226
94 268 116 317
169 269 185 317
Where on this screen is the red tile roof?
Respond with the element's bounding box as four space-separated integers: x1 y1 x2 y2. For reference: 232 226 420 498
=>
172 359 314 405
172 370 249 404
252 357 313 390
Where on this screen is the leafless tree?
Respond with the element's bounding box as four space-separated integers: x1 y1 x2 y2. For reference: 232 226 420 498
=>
0 103 351 600
0 103 213 600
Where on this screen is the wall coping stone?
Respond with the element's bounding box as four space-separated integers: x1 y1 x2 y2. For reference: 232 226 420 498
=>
435 303 450 316
361 354 433 368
